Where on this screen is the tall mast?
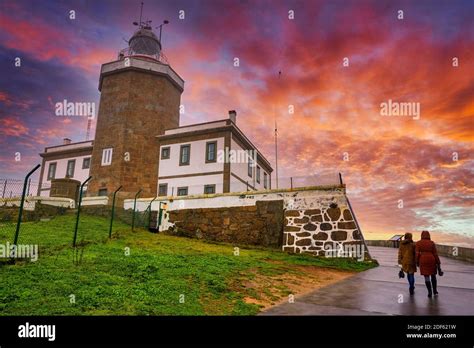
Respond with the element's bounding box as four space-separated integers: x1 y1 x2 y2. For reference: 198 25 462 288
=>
139 2 143 27
274 71 281 189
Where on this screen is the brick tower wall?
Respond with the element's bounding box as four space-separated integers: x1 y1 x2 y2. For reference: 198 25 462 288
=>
88 68 182 200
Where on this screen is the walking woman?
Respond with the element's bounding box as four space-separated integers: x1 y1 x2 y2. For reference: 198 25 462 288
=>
416 230 441 298
398 232 417 295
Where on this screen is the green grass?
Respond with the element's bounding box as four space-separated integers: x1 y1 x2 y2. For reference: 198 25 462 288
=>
0 214 376 315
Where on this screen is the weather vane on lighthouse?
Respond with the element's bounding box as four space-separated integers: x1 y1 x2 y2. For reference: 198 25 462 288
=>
123 2 169 61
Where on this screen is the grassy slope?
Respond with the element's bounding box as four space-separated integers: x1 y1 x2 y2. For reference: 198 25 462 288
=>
0 215 376 315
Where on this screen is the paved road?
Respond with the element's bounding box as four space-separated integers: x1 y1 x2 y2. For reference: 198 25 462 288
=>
261 246 474 315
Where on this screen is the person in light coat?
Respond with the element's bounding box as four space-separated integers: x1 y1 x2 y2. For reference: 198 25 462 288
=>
398 232 417 295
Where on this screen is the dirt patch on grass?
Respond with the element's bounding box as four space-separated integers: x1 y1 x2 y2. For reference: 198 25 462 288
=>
238 265 354 311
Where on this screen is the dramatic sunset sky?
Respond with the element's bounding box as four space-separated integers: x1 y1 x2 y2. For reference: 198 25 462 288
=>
0 0 472 245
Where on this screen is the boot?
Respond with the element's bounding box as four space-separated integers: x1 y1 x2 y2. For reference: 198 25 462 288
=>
425 281 432 298
409 286 414 295
432 277 438 296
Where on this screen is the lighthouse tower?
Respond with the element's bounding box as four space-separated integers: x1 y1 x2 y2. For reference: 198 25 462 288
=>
87 17 184 199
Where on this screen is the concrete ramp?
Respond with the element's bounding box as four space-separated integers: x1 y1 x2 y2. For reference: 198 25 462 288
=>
261 246 474 315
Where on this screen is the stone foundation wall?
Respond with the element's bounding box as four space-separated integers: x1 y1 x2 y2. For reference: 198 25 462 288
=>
166 200 283 247
124 186 370 258
0 202 68 222
283 198 368 258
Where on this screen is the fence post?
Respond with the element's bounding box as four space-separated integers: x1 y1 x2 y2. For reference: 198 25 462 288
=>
109 185 123 238
157 201 167 231
72 176 92 248
2 179 6 198
147 196 157 229
132 189 142 231
13 164 41 246
339 172 343 186
290 177 293 190
246 181 249 191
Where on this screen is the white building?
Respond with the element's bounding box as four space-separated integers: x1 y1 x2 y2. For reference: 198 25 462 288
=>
37 111 272 197
156 110 272 196
38 139 93 196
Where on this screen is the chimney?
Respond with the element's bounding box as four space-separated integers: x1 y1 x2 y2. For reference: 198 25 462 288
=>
228 110 237 124
63 138 72 145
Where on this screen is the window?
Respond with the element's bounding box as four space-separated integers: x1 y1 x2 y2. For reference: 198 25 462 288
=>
256 166 261 183
158 183 168 196
101 148 113 166
248 160 253 178
98 188 108 196
161 147 170 160
205 141 217 163
264 172 268 189
177 187 188 196
82 157 91 169
204 184 216 194
47 162 57 180
66 160 76 178
179 145 190 166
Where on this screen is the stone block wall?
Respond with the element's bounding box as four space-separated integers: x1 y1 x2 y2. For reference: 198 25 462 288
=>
0 202 68 223
283 201 367 257
125 186 370 258
166 200 283 247
88 66 182 199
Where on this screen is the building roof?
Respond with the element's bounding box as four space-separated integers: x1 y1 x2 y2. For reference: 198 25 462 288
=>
40 140 93 158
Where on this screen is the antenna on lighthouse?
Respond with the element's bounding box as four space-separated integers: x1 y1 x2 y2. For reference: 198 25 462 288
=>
133 2 144 27
156 20 169 43
139 1 143 26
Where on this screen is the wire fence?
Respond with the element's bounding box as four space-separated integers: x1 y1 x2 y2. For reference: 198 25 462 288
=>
0 169 154 263
0 178 39 198
1 165 343 263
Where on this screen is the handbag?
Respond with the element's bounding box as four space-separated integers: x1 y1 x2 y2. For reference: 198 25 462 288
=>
398 269 405 278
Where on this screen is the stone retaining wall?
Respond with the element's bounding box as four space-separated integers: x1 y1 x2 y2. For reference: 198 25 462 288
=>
124 186 370 258
166 200 283 247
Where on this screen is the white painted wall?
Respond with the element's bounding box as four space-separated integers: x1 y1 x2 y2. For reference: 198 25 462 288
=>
40 155 91 196
159 137 224 177
0 196 75 210
229 179 248 193
158 174 224 196
126 187 345 211
124 187 347 232
158 137 225 195
229 138 269 191
82 196 108 206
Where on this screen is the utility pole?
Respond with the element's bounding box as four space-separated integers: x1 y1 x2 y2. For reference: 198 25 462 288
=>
274 71 281 189
275 119 278 189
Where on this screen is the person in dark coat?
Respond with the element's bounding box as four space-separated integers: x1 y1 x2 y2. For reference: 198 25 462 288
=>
398 232 417 294
416 230 441 297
